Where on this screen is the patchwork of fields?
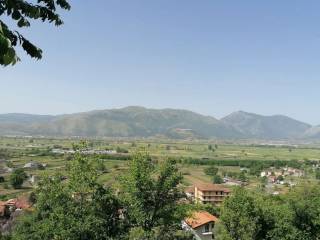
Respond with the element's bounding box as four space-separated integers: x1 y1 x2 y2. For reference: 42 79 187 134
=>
1 136 320 198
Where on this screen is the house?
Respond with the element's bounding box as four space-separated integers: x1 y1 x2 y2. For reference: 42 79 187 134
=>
260 171 273 177
28 175 39 185
0 197 31 218
3 167 13 173
185 186 195 200
183 211 218 240
193 183 231 205
223 177 243 186
268 176 277 183
23 161 45 170
285 167 304 177
0 202 7 217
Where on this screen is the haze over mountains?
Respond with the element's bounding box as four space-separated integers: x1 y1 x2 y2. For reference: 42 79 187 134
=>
0 106 318 140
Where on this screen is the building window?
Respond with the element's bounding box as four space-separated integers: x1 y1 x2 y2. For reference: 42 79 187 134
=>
204 224 210 233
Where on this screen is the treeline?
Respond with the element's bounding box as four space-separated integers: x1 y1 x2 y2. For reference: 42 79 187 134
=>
97 153 132 161
180 157 302 176
182 157 301 169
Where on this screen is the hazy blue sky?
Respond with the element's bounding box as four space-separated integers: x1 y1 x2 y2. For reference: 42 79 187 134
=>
1 1 320 124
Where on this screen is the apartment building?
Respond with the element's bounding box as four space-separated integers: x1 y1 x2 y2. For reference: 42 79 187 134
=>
193 183 231 205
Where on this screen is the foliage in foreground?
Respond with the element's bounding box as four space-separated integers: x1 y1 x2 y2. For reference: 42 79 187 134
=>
216 184 320 240
9 151 192 240
12 153 122 240
0 0 71 66
120 151 192 239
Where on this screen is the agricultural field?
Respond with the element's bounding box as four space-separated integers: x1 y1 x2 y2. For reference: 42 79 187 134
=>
1 136 320 198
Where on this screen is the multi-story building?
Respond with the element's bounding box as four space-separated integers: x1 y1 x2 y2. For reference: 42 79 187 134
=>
193 183 231 205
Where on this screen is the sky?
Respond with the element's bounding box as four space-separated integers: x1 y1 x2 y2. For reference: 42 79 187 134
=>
1 0 320 124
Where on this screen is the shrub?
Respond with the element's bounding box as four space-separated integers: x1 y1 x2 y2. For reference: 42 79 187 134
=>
10 168 27 189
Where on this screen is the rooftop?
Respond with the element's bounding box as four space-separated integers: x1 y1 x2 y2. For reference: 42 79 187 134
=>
185 211 218 229
195 183 231 192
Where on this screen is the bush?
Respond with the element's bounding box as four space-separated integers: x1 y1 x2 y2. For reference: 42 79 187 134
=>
116 147 129 154
213 175 223 184
10 168 27 189
204 166 219 176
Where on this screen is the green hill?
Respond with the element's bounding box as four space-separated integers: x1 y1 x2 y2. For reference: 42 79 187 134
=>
0 107 316 140
0 107 239 139
221 111 311 139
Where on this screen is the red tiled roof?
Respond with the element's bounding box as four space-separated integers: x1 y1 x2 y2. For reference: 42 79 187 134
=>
15 198 31 209
0 205 5 216
0 197 31 210
185 186 195 193
5 199 16 206
185 211 218 229
0 201 6 216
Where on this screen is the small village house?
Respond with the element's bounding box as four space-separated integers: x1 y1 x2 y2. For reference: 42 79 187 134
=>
0 198 31 218
182 211 218 240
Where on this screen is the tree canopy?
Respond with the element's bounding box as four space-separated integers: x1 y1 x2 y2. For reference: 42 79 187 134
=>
12 152 122 240
216 184 320 240
9 150 192 240
120 151 192 239
9 168 26 189
0 0 71 66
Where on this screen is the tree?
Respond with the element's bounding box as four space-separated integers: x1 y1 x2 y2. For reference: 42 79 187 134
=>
12 152 122 240
315 169 320 180
95 157 107 172
277 175 284 182
120 151 190 239
0 148 9 159
239 171 247 182
9 168 26 189
213 174 223 184
286 184 320 239
217 185 320 240
219 188 264 240
116 146 129 153
0 0 71 66
204 166 219 176
260 176 268 187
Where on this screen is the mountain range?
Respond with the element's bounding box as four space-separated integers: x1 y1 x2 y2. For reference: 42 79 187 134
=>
0 106 318 140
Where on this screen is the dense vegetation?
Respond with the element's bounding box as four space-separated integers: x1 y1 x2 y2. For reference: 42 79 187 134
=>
216 185 320 240
183 158 301 177
1 137 320 239
3 151 192 240
2 155 320 239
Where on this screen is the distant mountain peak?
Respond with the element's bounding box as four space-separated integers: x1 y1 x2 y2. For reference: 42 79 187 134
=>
0 106 316 140
222 111 311 139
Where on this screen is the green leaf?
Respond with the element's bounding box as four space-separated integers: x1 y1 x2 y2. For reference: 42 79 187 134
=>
3 48 18 66
17 18 31 28
22 38 43 59
0 34 9 55
12 10 21 20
